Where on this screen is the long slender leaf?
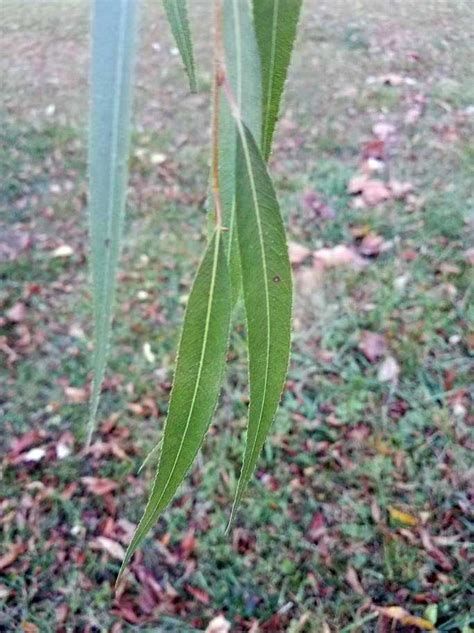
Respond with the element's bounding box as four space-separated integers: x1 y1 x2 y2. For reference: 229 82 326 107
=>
163 0 197 92
253 0 302 160
229 121 292 524
216 0 261 304
88 0 139 443
119 230 231 577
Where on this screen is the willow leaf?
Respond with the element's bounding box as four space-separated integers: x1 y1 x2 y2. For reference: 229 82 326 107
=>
163 0 197 92
216 0 261 304
253 0 302 160
230 122 292 523
119 230 231 577
88 0 139 443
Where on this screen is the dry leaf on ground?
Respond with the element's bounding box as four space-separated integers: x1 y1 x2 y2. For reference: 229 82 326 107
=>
64 385 88 404
205 615 231 633
359 331 387 362
388 506 418 526
81 476 118 496
288 241 313 266
6 302 26 322
377 356 400 383
91 536 125 560
51 244 74 258
347 175 391 206
376 606 435 630
358 233 391 257
314 245 366 269
360 180 391 206
345 566 365 595
0 544 26 571
373 122 396 141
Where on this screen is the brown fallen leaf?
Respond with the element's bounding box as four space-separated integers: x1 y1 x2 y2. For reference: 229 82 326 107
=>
376 606 435 630
81 476 118 496
64 386 88 404
20 446 47 463
0 543 26 571
55 432 74 459
85 440 129 461
419 528 453 571
373 122 396 141
51 244 74 258
377 356 400 383
345 566 365 595
21 623 39 633
347 174 369 194
361 138 385 160
359 331 387 362
111 600 143 624
180 528 197 558
205 615 232 633
307 512 326 542
347 423 371 443
388 506 418 527
438 262 461 275
126 397 158 417
358 233 391 257
361 157 385 175
288 241 313 266
8 430 46 459
6 302 26 323
360 180 391 206
55 603 69 625
91 536 125 560
185 584 210 604
377 73 405 86
314 245 366 269
371 500 382 523
348 175 392 206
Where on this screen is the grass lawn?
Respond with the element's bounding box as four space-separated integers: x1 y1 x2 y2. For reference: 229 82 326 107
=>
0 1 473 631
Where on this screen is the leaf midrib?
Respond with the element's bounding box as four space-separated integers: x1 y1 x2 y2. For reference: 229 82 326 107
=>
89 0 129 434
234 123 272 504
262 0 280 157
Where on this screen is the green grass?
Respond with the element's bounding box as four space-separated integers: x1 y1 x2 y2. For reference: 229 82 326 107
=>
1 1 473 631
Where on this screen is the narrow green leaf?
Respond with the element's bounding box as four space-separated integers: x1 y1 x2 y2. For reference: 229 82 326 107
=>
119 230 231 577
216 0 261 304
163 0 197 92
88 0 140 443
230 122 292 524
253 0 302 160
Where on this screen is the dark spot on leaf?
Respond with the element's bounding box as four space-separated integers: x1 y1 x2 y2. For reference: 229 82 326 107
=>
273 275 281 283
104 238 111 248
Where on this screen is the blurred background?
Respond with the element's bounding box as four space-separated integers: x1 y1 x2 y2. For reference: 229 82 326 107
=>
0 1 472 631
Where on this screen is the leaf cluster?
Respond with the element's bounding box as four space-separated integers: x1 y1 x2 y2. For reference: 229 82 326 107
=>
87 0 302 577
